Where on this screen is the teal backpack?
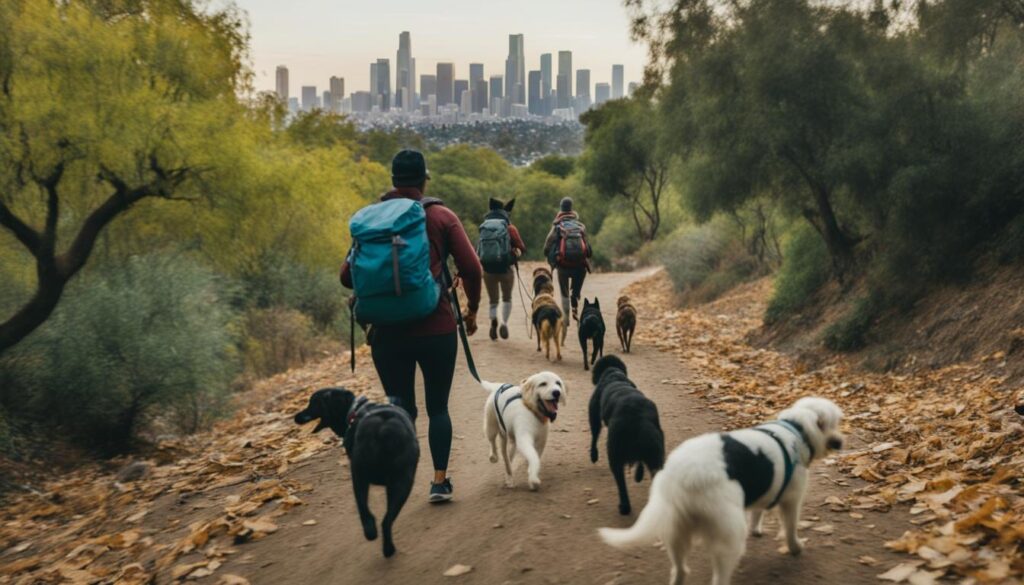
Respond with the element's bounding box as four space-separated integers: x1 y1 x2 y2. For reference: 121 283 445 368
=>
347 197 443 324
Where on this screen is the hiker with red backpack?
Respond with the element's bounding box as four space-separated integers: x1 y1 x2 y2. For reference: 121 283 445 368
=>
543 197 592 330
476 198 527 341
341 150 482 503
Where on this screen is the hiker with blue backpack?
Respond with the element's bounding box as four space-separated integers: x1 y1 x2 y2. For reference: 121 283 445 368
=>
543 197 592 330
476 198 527 341
341 150 482 503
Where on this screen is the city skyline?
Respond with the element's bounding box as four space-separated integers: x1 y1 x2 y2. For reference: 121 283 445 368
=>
236 0 647 94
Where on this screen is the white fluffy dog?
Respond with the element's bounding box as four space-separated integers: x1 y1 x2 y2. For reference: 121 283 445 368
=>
480 372 566 491
598 397 844 585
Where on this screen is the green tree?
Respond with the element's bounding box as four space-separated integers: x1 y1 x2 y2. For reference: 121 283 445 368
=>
0 0 249 354
579 98 670 242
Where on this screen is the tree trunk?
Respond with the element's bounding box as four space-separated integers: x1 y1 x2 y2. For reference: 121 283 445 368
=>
804 186 856 281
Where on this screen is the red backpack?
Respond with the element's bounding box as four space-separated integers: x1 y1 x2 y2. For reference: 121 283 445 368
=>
556 219 588 268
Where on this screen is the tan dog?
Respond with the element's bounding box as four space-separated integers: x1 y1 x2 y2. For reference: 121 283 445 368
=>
531 292 563 361
616 295 637 353
532 266 555 296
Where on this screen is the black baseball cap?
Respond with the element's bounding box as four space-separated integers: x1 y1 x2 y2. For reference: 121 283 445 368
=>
392 149 430 185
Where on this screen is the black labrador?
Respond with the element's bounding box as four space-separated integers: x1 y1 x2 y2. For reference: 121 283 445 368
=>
294 388 419 557
588 356 665 515
578 297 606 370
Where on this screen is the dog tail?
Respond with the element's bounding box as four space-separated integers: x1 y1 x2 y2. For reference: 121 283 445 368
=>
598 483 669 549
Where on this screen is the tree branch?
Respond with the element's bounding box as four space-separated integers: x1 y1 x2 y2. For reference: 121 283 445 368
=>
0 198 42 256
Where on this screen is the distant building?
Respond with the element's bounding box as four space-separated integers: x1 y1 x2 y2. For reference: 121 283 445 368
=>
511 103 529 118
322 90 332 111
329 76 344 112
540 53 553 116
490 75 503 100
612 65 624 99
436 62 455 106
490 96 504 118
420 74 437 103
454 79 469 107
287 97 299 113
375 58 391 111
351 91 372 113
470 63 484 86
505 34 525 105
460 89 473 115
275 65 289 101
528 70 542 115
301 85 317 112
472 78 488 113
595 82 611 105
396 32 414 111
557 51 572 108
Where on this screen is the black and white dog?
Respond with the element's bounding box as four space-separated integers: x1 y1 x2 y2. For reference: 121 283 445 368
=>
578 298 606 371
588 355 664 515
294 388 419 558
599 397 844 585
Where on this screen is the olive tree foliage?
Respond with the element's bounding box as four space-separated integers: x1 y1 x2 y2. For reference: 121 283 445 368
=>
624 0 1024 286
579 98 671 242
0 0 251 354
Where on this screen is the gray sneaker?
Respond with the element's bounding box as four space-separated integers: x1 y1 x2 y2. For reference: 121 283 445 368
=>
429 478 453 503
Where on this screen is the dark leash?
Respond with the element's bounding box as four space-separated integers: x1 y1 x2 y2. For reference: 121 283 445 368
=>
513 262 535 340
443 262 482 383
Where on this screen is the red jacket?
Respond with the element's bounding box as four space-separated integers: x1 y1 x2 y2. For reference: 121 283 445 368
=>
508 224 526 255
341 188 482 336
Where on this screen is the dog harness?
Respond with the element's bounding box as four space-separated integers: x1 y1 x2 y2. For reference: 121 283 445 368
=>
753 420 813 509
493 383 521 435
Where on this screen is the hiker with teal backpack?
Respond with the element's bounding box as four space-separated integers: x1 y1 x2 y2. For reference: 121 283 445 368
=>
543 197 592 332
476 198 526 341
341 150 482 503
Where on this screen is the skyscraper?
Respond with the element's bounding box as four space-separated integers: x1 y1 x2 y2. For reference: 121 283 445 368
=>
375 58 391 111
612 64 625 99
470 63 484 86
436 62 454 106
505 34 525 105
420 74 437 101
489 75 503 100
370 63 378 99
275 66 289 101
396 32 414 111
322 90 332 110
595 82 611 105
575 69 591 111
557 51 573 109
528 70 542 115
301 85 317 112
472 78 488 113
329 76 344 112
540 53 553 116
454 79 469 107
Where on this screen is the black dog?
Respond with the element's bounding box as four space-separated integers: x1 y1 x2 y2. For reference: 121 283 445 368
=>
294 388 419 558
578 298 606 370
588 356 665 515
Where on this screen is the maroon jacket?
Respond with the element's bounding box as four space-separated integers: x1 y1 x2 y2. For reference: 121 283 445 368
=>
341 187 482 336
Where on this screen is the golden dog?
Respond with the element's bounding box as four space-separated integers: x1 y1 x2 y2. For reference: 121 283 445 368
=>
531 292 563 361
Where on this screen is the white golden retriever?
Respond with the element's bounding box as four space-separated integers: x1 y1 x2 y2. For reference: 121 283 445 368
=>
480 372 566 490
599 397 844 585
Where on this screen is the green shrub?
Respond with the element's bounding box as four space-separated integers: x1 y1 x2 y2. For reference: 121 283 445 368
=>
530 155 576 178
242 308 325 378
765 225 830 323
655 218 762 302
824 296 879 351
1 254 239 452
592 213 645 269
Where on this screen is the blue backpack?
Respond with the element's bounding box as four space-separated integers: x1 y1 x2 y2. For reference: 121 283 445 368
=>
347 197 444 324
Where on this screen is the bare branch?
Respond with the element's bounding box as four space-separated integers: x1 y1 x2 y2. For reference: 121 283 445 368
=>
0 198 41 256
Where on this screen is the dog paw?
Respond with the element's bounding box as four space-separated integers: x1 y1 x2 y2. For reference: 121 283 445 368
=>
752 527 764 537
383 541 396 558
619 503 631 515
504 477 515 488
528 478 541 491
590 449 598 463
363 523 378 541
787 539 805 555
489 453 498 463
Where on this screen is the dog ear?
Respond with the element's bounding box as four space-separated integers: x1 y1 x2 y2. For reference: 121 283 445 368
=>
519 377 534 402
558 378 567 405
594 297 600 308
505 198 516 212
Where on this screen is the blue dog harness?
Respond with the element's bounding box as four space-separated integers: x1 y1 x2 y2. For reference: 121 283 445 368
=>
753 420 814 509
493 383 521 435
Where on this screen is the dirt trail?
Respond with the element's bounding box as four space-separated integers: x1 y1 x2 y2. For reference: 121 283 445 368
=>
210 267 907 585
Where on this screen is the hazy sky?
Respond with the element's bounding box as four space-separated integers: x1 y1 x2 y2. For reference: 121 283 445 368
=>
233 0 649 97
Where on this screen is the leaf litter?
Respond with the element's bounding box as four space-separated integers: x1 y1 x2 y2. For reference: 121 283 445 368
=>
622 270 1023 584
0 349 380 584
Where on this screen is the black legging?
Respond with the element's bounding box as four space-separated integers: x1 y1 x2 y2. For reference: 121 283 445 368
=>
557 266 587 308
370 331 458 471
